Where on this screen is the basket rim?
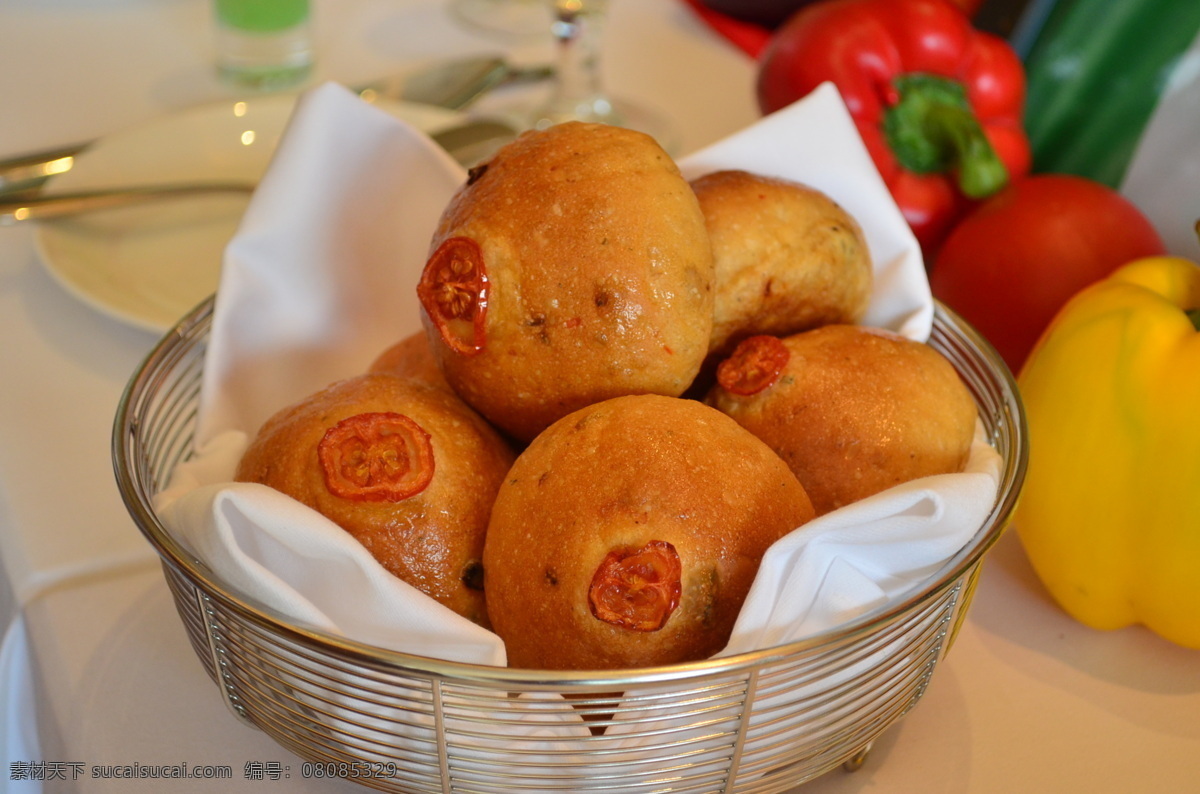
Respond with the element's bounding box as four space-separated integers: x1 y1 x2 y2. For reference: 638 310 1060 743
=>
111 295 1028 687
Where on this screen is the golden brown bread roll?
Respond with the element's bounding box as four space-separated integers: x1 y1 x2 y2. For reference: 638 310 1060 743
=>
367 331 450 391
691 169 872 361
418 122 715 442
483 394 816 670
234 373 516 627
706 325 977 515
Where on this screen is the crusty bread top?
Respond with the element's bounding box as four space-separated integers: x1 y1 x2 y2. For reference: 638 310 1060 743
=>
692 169 872 359
422 122 716 442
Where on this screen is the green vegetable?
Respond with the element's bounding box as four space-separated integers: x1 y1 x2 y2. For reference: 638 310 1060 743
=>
1021 0 1200 188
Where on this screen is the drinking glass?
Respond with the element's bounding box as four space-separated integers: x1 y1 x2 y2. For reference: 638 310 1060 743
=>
446 0 547 39
214 0 314 90
529 0 676 151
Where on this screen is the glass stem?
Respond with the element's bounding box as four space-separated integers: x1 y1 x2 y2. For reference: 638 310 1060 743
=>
540 1 619 126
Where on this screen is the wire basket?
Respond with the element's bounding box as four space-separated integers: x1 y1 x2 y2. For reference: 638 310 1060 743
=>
113 296 1026 794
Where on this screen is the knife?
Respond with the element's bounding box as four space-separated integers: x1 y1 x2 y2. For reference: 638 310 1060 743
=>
0 55 549 194
0 119 517 225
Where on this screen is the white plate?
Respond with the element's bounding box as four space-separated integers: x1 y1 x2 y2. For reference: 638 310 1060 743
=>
34 94 463 334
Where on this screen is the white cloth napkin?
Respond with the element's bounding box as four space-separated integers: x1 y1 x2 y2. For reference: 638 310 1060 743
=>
155 80 1000 672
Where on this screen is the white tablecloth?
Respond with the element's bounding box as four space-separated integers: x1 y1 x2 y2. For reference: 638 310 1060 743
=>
1 1 1197 792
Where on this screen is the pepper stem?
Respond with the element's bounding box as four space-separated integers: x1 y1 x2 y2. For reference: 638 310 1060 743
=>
883 73 1009 199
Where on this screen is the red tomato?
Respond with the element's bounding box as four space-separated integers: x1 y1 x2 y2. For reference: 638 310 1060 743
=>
589 540 682 632
716 335 790 396
318 412 435 502
418 236 489 356
929 174 1166 375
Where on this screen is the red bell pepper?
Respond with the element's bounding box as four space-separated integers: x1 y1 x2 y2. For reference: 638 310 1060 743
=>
756 0 1031 257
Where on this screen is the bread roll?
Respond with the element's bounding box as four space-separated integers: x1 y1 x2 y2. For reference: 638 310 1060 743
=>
706 326 977 515
368 331 449 391
418 122 715 442
691 169 872 360
483 394 815 670
234 373 516 626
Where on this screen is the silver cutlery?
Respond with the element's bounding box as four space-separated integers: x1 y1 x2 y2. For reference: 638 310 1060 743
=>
0 183 256 224
0 55 548 194
0 119 516 225
360 55 551 114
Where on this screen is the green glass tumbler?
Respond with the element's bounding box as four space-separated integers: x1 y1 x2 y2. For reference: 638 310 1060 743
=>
214 0 314 90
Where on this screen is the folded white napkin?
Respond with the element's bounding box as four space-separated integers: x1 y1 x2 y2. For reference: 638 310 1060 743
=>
155 80 1000 673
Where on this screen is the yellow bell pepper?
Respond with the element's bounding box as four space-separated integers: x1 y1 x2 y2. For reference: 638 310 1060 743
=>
1016 250 1200 649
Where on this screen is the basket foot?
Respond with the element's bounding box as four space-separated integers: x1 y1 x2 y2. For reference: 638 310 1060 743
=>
842 742 873 772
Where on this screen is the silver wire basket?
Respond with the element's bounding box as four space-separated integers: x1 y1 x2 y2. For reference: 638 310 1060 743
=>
113 296 1026 793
